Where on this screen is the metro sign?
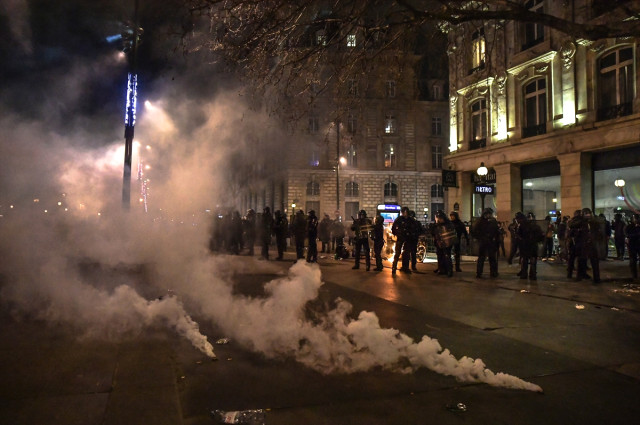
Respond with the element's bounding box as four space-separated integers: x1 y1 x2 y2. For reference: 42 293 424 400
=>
474 185 495 195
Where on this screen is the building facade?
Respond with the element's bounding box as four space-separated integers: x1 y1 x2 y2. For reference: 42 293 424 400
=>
445 0 640 223
238 35 449 223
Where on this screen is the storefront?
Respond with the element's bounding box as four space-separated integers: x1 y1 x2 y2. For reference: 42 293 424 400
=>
521 160 561 220
593 145 640 220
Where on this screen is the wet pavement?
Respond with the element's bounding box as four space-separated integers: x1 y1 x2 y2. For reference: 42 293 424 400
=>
1 252 639 425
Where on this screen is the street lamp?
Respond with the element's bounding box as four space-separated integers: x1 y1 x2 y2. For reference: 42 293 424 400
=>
336 156 346 211
476 162 489 212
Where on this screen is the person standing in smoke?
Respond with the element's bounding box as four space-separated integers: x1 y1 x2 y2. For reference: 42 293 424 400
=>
625 214 640 280
229 211 243 255
330 215 345 253
306 210 319 263
318 213 332 253
516 212 545 280
574 208 603 283
243 209 256 256
432 210 455 277
542 216 555 261
613 213 627 260
391 206 412 275
449 211 469 272
471 208 500 279
273 210 289 260
407 210 423 271
260 207 274 260
351 210 372 270
566 209 583 279
372 214 385 271
292 210 307 260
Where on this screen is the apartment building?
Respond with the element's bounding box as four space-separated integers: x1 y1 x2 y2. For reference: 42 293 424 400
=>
445 0 640 222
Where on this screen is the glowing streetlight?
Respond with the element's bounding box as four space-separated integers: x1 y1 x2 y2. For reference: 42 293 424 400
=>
614 179 625 188
476 162 489 213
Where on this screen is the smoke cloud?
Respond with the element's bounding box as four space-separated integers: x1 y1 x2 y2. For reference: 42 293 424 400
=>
0 6 541 394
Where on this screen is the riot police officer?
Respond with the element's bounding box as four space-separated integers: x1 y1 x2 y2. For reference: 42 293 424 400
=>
391 207 411 275
351 210 372 270
471 208 500 278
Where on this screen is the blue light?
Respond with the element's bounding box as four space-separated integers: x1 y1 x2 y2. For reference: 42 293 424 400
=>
106 34 122 43
124 73 138 126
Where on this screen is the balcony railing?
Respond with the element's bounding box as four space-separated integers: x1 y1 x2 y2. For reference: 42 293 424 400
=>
469 138 486 150
597 102 633 122
522 123 546 139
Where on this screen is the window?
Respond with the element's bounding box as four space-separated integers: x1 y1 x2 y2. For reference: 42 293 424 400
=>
315 30 327 46
431 145 442 169
384 182 398 197
347 114 357 134
347 144 357 166
471 30 485 71
523 78 547 137
306 181 320 196
384 144 396 168
521 0 544 50
470 99 487 149
431 117 442 136
310 151 320 167
433 85 441 100
345 181 359 197
385 114 396 134
345 201 359 220
348 79 358 96
386 80 396 98
306 201 320 214
430 184 444 198
308 116 319 133
347 34 357 47
598 47 634 121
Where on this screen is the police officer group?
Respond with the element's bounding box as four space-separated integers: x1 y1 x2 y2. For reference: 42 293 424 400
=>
210 206 640 282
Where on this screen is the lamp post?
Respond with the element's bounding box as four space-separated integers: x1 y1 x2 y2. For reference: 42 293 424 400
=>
336 156 346 212
476 162 488 212
122 0 142 210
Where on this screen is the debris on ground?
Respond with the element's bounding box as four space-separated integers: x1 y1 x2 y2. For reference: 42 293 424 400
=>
212 409 266 424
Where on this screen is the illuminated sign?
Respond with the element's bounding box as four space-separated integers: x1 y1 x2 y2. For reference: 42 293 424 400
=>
377 204 401 212
474 185 495 195
124 73 138 126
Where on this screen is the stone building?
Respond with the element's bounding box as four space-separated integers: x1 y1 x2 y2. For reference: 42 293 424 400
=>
445 0 640 223
238 30 449 224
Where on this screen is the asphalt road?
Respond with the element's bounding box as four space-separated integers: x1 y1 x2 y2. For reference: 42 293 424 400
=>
1 252 639 425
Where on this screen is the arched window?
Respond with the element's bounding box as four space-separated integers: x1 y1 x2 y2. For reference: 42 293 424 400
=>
523 78 547 138
431 184 444 198
384 182 398 197
345 181 359 197
306 181 320 196
598 47 634 121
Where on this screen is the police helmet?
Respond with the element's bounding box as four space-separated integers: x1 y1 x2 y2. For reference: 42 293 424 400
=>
450 211 459 220
358 209 367 217
482 208 494 217
515 212 526 221
527 212 536 220
435 210 447 220
581 207 592 217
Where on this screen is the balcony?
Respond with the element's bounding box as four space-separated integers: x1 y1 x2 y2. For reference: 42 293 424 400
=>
469 138 486 150
597 102 633 122
522 123 546 139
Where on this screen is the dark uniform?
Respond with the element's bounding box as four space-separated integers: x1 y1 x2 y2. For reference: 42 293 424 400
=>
273 210 288 260
306 210 319 263
372 215 385 271
566 210 583 278
625 214 640 279
319 214 332 253
449 211 469 272
292 210 307 260
516 212 544 280
391 207 411 275
471 208 500 278
243 209 256 256
432 210 455 277
573 208 602 283
260 207 274 260
351 210 372 270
